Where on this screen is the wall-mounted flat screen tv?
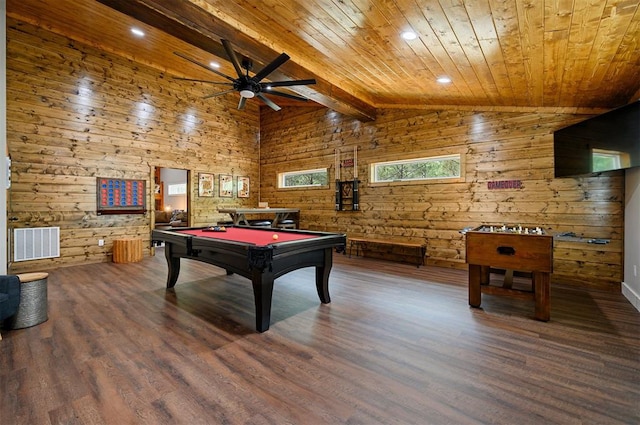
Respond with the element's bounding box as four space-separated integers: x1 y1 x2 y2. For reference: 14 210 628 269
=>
554 101 640 178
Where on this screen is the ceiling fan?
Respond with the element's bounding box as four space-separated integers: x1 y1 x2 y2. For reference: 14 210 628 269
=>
173 39 316 111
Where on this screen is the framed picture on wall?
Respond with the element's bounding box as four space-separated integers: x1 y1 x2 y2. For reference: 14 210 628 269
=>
198 173 214 197
237 176 250 198
219 174 233 197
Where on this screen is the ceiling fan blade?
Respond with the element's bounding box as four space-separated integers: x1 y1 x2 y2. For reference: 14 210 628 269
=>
202 89 235 99
252 53 290 83
262 79 317 88
238 97 247 110
221 39 245 78
172 77 233 85
263 90 309 102
257 93 281 111
173 52 237 82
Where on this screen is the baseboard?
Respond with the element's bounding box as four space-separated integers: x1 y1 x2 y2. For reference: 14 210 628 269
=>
621 282 640 313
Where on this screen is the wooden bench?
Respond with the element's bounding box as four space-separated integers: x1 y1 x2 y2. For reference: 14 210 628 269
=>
348 237 427 267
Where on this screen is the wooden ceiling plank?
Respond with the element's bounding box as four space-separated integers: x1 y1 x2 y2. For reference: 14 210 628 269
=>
578 1 639 106
408 0 490 103
308 0 419 97
556 0 606 107
514 0 545 106
278 2 398 93
606 15 640 104
407 2 484 104
329 1 421 97
294 8 400 94
285 0 403 97
440 0 508 106
271 0 429 103
488 0 529 106
400 5 477 105
217 0 391 105
542 0 573 106
464 0 518 105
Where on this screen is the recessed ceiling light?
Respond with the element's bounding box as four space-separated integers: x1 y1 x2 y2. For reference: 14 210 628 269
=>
401 31 417 40
131 28 145 37
437 76 452 84
209 61 220 69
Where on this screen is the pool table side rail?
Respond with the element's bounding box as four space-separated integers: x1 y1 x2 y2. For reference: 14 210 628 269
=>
154 225 341 240
152 228 346 280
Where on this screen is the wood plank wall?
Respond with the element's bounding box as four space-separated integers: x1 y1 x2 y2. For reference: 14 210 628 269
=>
6 19 261 273
5 17 626 291
259 107 624 291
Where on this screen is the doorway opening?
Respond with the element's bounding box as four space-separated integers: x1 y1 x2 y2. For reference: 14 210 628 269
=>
153 167 190 228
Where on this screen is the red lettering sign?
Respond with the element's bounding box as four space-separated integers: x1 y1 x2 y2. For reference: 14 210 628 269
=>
487 180 523 190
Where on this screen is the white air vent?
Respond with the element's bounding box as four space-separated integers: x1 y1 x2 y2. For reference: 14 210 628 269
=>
14 227 60 262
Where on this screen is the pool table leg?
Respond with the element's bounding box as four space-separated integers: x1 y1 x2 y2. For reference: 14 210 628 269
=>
315 247 333 304
164 244 181 288
252 268 275 332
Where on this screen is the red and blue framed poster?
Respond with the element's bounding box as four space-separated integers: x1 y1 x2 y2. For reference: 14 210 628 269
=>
97 178 146 215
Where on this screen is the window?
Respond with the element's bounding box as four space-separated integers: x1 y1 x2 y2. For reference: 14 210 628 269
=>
371 154 461 183
167 183 187 195
278 168 328 188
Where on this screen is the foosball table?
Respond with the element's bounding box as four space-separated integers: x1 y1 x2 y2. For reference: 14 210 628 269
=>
465 225 553 321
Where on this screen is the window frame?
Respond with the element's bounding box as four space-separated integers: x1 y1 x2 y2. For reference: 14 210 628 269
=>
370 153 464 186
277 167 329 189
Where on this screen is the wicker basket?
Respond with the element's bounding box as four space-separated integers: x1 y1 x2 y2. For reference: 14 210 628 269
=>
5 272 48 329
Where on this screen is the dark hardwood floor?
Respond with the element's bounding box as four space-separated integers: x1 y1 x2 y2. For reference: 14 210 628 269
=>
1 249 639 424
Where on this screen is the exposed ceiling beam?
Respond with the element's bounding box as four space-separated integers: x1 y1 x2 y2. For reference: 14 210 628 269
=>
96 0 377 122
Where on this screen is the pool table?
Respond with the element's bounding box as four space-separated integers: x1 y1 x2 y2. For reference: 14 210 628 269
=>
152 226 346 332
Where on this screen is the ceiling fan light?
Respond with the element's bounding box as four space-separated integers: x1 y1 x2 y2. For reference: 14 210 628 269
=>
240 89 255 98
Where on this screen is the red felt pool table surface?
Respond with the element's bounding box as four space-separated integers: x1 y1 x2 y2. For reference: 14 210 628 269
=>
179 227 317 246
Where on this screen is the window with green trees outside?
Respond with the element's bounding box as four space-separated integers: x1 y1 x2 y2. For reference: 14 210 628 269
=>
372 154 461 183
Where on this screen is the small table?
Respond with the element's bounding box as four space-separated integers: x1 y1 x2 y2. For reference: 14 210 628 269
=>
6 272 49 329
218 208 299 228
113 239 143 263
466 226 553 321
152 227 345 332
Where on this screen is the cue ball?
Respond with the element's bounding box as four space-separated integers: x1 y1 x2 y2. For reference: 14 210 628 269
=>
272 234 279 240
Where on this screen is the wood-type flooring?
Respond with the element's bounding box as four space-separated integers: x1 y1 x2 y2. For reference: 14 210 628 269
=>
1 250 639 424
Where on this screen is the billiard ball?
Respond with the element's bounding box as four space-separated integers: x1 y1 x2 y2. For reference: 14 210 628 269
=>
272 234 279 240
